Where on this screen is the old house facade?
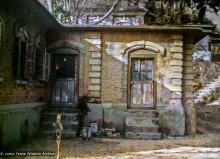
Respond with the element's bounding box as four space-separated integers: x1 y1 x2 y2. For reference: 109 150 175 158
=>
0 0 218 148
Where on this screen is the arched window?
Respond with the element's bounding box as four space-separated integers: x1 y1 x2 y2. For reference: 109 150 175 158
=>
14 27 31 83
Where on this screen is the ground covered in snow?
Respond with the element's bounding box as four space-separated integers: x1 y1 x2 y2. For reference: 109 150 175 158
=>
15 133 220 159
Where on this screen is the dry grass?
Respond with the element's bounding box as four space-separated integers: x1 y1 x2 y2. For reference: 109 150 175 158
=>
14 133 220 159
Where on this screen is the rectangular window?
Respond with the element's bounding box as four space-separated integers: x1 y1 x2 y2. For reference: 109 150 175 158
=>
34 48 50 82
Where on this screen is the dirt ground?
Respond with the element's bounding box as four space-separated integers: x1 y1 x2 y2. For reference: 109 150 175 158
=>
13 133 220 159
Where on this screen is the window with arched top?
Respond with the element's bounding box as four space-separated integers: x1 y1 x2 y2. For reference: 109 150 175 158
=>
13 27 32 83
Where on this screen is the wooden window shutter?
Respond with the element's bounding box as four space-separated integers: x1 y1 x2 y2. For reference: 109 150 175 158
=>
24 43 34 79
35 48 44 81
44 51 51 81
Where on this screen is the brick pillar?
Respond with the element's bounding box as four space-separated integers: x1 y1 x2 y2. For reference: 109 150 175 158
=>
183 40 196 135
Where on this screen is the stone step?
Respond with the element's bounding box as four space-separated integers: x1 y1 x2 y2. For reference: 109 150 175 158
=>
41 130 77 139
41 121 79 131
126 125 159 133
126 132 162 140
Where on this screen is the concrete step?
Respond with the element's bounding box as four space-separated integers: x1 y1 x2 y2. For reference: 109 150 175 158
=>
41 130 77 139
126 132 161 140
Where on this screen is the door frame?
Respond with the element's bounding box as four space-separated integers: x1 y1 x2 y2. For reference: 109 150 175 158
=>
51 52 80 106
127 52 157 109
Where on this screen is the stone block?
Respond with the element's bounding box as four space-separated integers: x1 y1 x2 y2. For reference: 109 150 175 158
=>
167 72 182 79
173 41 183 47
91 53 101 58
172 79 182 86
170 60 183 66
170 47 183 53
173 53 183 60
91 66 101 71
89 59 101 65
89 85 100 91
169 85 182 92
159 104 185 136
91 78 101 84
169 66 183 72
89 72 101 78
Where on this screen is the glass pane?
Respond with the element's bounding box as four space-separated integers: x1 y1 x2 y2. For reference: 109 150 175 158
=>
133 60 138 71
132 71 139 80
140 71 145 80
147 61 153 71
140 60 145 71
147 71 153 80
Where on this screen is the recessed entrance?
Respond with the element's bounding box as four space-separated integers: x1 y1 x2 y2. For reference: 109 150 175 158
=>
52 54 78 107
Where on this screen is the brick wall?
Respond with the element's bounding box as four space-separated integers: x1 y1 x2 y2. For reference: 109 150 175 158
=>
101 31 174 104
0 9 48 105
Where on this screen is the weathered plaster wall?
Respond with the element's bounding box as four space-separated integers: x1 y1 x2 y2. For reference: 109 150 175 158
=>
0 103 45 149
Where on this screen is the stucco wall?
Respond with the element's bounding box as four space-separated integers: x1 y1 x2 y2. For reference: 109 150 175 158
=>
0 103 45 149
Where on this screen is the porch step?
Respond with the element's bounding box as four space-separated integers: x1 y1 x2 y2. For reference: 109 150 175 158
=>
125 110 161 140
40 107 79 139
126 132 162 140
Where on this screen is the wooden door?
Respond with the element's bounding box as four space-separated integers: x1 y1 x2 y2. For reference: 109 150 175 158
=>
52 54 78 107
131 58 154 107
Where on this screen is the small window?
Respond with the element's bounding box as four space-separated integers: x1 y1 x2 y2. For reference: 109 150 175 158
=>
34 48 50 82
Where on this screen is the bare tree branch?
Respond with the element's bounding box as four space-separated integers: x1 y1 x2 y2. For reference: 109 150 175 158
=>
92 0 120 25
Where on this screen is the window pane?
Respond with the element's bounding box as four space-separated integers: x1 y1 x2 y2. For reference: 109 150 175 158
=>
140 60 145 71
140 71 145 80
133 60 139 71
147 61 153 71
147 71 153 80
132 71 139 81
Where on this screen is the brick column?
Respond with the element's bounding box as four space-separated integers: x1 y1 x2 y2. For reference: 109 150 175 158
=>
183 40 196 135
